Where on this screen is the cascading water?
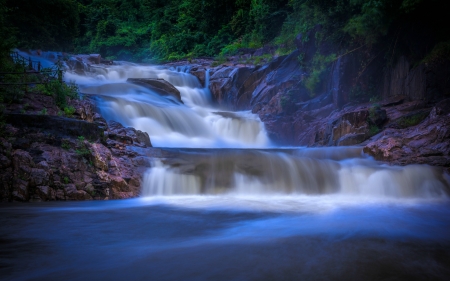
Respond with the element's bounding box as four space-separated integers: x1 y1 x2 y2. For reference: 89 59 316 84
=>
141 148 449 198
75 63 270 148
5 52 450 281
18 51 450 199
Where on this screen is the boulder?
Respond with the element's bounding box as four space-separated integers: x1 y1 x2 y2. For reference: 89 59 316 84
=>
364 100 450 166
108 121 152 147
127 78 182 103
190 68 207 86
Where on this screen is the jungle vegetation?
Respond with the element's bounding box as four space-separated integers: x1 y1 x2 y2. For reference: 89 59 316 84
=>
0 0 448 64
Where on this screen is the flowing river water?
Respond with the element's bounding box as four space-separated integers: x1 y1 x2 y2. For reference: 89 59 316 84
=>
1 52 450 280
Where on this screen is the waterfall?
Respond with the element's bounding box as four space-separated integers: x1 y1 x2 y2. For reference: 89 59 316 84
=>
75 65 270 148
141 148 449 198
61 59 449 199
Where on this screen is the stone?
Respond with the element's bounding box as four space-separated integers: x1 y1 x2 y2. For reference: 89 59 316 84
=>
89 143 111 171
0 154 11 169
55 189 66 200
36 186 51 200
30 168 49 186
127 78 182 103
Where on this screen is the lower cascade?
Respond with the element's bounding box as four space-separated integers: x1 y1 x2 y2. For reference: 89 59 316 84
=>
141 148 449 198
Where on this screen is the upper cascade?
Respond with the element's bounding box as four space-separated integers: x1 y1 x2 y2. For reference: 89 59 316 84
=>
21 50 271 148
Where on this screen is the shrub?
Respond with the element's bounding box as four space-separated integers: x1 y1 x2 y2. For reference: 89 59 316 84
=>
64 106 76 117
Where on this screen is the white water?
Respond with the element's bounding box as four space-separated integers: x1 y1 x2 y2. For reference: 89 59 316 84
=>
141 149 449 198
17 51 450 200
75 63 270 148
5 52 450 281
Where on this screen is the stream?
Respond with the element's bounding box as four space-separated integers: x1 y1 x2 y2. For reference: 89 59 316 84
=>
1 51 449 280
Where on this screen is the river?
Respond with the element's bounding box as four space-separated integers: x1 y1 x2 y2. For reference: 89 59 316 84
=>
1 51 449 280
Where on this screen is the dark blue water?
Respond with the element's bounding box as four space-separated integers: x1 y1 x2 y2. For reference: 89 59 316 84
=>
1 197 450 281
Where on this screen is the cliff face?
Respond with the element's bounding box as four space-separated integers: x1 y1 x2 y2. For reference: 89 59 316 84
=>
184 31 450 170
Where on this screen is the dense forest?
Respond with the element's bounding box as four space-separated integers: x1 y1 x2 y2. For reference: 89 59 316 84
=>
1 0 448 64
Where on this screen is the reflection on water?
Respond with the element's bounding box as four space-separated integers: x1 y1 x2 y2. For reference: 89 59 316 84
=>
1 198 450 281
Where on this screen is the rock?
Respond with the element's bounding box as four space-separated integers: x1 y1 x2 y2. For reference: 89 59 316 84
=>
364 102 450 166
55 189 66 200
30 168 49 186
11 178 28 201
209 66 254 109
67 57 86 75
36 186 55 201
88 54 102 64
331 110 370 145
73 99 95 122
337 133 368 146
190 68 206 86
108 121 152 147
135 130 152 147
0 154 11 169
5 114 105 141
89 143 111 171
127 78 182 103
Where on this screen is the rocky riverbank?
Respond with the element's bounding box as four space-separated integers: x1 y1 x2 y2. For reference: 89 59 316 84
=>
0 93 152 202
2 36 449 202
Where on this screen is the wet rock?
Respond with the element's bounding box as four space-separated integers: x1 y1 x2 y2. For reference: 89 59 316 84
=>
72 99 95 122
364 100 450 166
67 57 86 75
190 68 206 86
108 121 152 147
88 54 101 64
209 66 254 109
127 78 182 103
331 110 370 145
89 143 111 171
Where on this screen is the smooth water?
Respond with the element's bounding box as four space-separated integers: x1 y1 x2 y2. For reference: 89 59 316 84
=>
6 52 450 280
1 198 450 281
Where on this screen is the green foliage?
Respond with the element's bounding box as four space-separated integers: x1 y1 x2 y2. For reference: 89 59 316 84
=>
2 0 449 67
303 53 336 96
422 41 450 64
40 108 48 115
64 106 76 117
61 140 71 150
368 103 381 120
0 0 15 55
280 90 296 112
369 124 380 136
75 135 90 158
5 0 79 51
34 78 79 109
395 112 428 128
349 81 377 102
63 176 70 184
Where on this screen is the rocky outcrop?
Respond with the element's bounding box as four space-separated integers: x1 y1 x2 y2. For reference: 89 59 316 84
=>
209 66 254 109
364 98 450 169
0 104 152 202
200 22 450 152
127 78 182 103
